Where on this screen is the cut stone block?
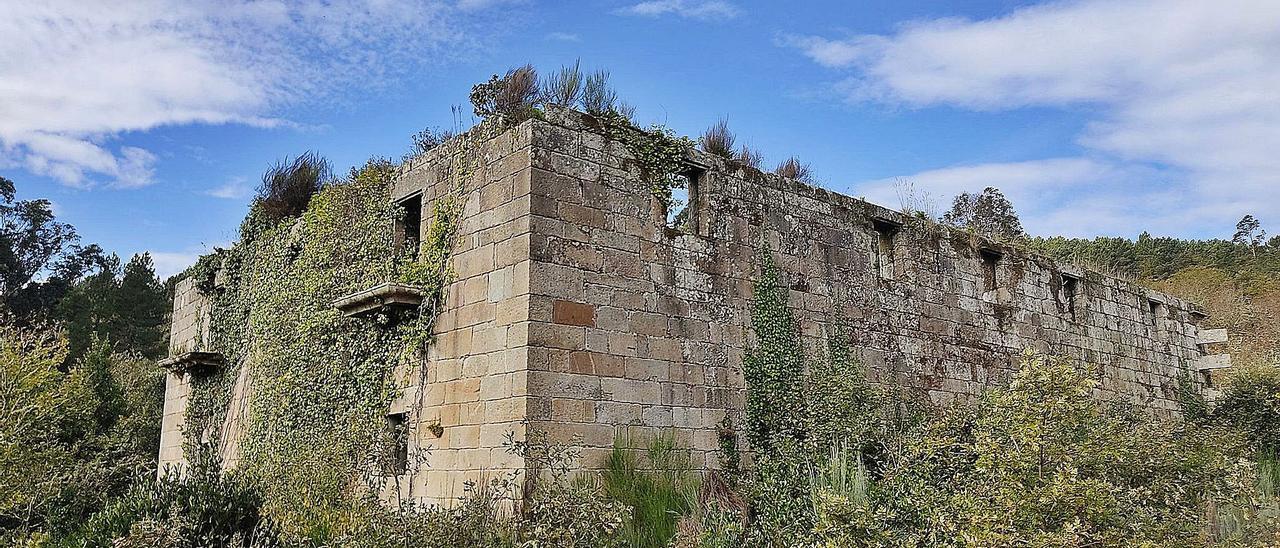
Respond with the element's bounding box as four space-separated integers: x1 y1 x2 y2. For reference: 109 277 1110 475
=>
1197 328 1228 345
333 282 426 319
158 351 225 377
1195 354 1232 371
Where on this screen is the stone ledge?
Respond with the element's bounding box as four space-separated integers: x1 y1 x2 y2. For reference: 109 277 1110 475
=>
159 351 225 377
332 282 425 319
1195 353 1232 371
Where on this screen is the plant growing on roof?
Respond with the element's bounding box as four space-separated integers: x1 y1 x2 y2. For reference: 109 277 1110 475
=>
735 145 764 169
470 64 541 124
582 69 619 115
773 157 815 184
542 59 584 107
700 118 736 160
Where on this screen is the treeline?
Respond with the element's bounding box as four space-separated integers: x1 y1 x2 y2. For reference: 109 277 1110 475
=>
0 176 170 362
1 175 172 545
1031 231 1280 281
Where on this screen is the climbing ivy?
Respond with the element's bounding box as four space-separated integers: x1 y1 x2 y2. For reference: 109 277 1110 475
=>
598 111 696 210
178 131 483 541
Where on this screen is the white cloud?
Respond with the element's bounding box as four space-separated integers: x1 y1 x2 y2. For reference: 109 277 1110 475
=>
618 0 739 20
546 32 581 42
205 176 254 200
790 0 1280 238
850 158 1181 237
149 251 202 280
0 0 505 189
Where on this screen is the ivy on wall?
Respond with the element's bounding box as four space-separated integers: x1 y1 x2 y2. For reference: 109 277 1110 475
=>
179 130 485 541
596 111 696 211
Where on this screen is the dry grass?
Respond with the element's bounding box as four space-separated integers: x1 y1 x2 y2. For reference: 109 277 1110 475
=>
700 118 736 159
256 151 331 222
774 156 815 184
735 145 764 169
582 70 618 114
542 60 583 107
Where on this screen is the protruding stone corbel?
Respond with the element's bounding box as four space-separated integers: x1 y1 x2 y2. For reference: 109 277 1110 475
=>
159 351 226 377
1194 353 1232 372
332 282 425 320
1197 328 1228 345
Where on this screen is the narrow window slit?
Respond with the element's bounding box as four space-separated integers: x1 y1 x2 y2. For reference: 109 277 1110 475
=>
872 218 901 280
395 193 423 256
1062 274 1080 320
665 163 705 234
385 412 409 475
980 248 1002 292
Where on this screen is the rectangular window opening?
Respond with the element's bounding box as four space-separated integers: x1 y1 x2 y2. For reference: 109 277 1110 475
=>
385 412 409 475
980 248 1002 292
665 165 704 234
1062 274 1080 320
872 219 900 280
1148 299 1164 329
396 194 423 256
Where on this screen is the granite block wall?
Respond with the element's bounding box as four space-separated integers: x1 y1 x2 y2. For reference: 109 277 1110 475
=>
160 109 1215 505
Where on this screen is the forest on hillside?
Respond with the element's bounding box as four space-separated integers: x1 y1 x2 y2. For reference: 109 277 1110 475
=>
3 65 1280 546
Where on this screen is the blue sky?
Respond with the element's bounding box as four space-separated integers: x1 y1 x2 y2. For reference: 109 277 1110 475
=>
3 0 1278 278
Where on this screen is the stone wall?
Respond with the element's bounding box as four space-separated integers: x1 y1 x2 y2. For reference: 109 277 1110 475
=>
389 122 537 503
157 277 210 473
160 109 1218 504
509 110 1211 470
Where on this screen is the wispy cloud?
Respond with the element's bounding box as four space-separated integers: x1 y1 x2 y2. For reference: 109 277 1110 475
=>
618 0 740 20
788 0 1280 238
850 158 1181 237
0 0 510 189
205 176 254 200
149 252 200 280
546 31 581 42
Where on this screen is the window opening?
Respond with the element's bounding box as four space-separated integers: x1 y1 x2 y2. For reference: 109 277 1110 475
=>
1062 274 1080 320
396 193 423 256
872 219 900 280
385 412 408 475
665 164 704 234
980 248 1002 292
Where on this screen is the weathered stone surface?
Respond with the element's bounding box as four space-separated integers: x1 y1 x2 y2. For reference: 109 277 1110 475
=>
160 111 1222 506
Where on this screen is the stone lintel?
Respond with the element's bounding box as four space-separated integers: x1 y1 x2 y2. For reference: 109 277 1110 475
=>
332 282 425 318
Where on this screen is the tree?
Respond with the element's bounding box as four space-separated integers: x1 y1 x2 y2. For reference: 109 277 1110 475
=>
0 326 166 545
941 186 1027 241
0 177 110 321
57 253 169 361
1234 215 1267 257
114 254 169 358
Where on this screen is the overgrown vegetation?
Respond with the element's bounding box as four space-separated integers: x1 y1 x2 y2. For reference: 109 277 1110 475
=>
0 328 165 546
603 433 699 547
941 186 1026 242
7 63 1280 547
773 156 815 184
700 118 736 160
251 151 332 228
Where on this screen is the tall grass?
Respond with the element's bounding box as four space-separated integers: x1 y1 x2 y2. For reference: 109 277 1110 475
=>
602 432 700 548
809 443 869 508
700 119 736 159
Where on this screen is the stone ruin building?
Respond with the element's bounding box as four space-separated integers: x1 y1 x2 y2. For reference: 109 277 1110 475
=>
158 109 1232 505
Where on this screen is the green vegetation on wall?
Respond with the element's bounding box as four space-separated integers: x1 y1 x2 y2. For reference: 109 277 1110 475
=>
180 145 474 542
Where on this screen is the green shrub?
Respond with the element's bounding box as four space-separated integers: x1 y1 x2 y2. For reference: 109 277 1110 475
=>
511 431 630 548
602 432 699 547
1215 364 1280 453
72 450 278 548
839 353 1261 547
